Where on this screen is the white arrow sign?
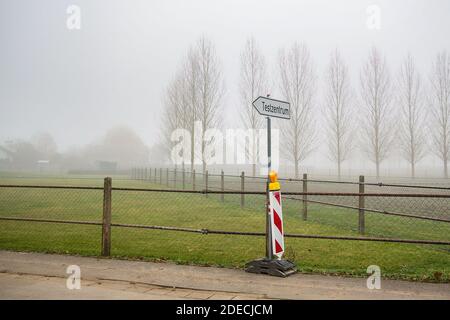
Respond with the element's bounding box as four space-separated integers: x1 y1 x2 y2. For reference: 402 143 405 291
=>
252 96 290 120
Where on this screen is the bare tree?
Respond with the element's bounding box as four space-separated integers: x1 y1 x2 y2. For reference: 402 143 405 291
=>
397 54 426 178
429 51 450 178
160 37 224 172
359 47 394 178
324 49 353 178
278 43 316 178
196 37 225 173
160 72 187 162
239 37 268 176
183 47 200 171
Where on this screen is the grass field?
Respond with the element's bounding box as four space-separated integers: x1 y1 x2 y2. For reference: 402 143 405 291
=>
0 173 449 282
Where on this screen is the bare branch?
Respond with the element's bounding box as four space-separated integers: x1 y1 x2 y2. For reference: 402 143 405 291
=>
323 48 353 178
428 51 450 178
397 53 426 177
195 37 225 173
278 42 316 178
239 37 268 175
359 47 395 178
160 37 225 172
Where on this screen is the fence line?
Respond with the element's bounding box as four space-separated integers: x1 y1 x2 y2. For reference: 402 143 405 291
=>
1 175 449 258
0 216 102 226
130 168 450 236
284 197 450 223
131 167 450 191
2 184 448 198
0 184 103 190
1 216 449 247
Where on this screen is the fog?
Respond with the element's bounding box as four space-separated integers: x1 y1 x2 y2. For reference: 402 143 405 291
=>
1 0 449 177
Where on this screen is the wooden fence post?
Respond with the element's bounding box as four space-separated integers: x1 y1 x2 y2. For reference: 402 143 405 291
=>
193 169 196 191
241 171 245 208
359 175 365 234
149 167 152 181
221 170 225 202
154 168 157 183
166 168 169 187
159 168 162 185
101 177 112 257
182 167 185 190
302 173 308 220
205 170 209 197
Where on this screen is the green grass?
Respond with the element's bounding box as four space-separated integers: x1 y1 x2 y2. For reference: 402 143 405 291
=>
0 173 449 282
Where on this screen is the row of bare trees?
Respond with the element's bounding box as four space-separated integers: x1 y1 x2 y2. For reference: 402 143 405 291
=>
161 36 450 178
274 44 449 178
161 37 225 173
351 48 448 179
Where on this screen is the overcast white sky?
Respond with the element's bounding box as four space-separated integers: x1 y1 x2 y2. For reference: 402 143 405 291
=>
1 0 449 169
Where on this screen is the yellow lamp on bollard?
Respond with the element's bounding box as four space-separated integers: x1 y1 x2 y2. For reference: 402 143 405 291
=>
268 170 280 191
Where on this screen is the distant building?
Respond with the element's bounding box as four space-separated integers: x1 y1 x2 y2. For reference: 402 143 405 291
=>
0 146 13 170
95 160 117 172
37 160 50 173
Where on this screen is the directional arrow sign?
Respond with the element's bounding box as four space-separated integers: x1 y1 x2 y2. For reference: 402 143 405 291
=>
252 96 290 120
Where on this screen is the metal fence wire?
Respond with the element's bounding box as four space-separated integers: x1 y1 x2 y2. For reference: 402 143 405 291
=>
0 169 449 261
0 185 103 255
128 168 450 242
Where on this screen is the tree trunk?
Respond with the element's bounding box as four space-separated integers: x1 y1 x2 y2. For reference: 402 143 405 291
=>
190 125 195 172
445 159 448 179
337 162 341 180
376 162 380 179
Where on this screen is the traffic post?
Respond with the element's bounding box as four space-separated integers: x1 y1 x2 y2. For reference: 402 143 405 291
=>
245 96 297 277
268 171 284 258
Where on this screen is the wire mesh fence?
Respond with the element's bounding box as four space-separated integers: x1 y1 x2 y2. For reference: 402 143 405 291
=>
0 170 449 277
126 168 450 246
0 185 104 255
1 178 449 239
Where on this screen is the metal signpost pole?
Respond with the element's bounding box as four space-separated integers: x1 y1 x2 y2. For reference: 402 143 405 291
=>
266 116 273 260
